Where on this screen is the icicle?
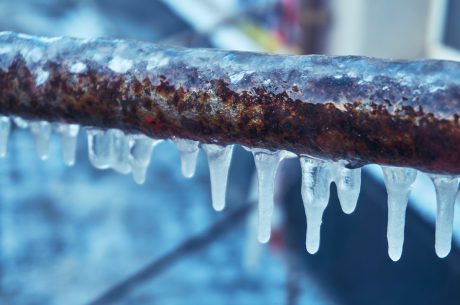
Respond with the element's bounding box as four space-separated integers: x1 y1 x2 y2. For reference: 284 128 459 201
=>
129 135 161 184
172 138 200 178
29 121 51 160
333 162 361 214
13 116 29 128
300 156 333 254
56 123 79 166
108 129 131 174
431 175 459 258
252 149 283 243
0 116 11 157
202 144 234 211
87 128 111 169
382 166 417 261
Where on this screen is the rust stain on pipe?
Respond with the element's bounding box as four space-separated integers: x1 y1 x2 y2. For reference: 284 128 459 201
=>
0 32 459 174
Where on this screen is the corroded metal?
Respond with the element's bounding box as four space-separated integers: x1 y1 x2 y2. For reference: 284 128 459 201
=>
0 32 459 174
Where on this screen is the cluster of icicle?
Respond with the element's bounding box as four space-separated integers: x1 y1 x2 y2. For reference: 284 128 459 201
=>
0 115 459 261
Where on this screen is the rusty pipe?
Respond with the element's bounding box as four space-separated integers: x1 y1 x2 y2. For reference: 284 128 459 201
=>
0 32 459 174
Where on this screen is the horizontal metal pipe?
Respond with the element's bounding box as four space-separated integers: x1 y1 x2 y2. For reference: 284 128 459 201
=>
0 32 459 174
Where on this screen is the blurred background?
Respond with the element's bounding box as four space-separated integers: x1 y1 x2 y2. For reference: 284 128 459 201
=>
1 0 460 304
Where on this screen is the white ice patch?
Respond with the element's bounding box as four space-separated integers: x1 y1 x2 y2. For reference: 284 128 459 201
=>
202 144 234 211
35 68 49 87
431 175 459 258
382 166 417 261
172 138 200 178
146 55 170 70
29 121 52 160
70 62 87 74
0 116 11 157
300 156 333 254
108 56 133 73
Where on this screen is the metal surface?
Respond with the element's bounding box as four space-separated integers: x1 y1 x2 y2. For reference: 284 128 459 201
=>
0 32 459 174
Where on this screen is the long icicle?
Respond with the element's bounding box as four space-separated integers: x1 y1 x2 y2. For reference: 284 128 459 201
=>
431 175 459 258
382 166 417 261
300 156 333 254
252 149 283 243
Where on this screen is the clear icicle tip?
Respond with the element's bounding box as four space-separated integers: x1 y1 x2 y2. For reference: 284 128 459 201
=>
431 175 459 258
203 144 234 211
172 138 200 178
382 166 417 261
300 156 333 254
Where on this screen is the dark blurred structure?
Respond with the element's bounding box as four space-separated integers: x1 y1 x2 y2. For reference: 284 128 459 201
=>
0 1 459 305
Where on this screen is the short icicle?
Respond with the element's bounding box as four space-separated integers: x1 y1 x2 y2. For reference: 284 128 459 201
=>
431 175 459 258
108 129 131 174
382 166 417 261
0 116 11 157
333 162 361 214
29 121 52 160
300 156 333 254
202 144 234 211
172 138 200 178
252 149 283 243
56 123 79 166
87 128 111 169
129 135 161 184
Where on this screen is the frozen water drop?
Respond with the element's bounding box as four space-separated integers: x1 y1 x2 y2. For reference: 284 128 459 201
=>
129 135 161 184
13 116 29 128
0 116 11 157
252 149 283 243
56 123 79 166
431 175 459 258
202 144 234 211
300 156 333 254
382 166 417 261
173 138 200 178
29 121 51 160
334 162 361 214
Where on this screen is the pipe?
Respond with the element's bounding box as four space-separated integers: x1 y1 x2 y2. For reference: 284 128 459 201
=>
0 32 459 174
